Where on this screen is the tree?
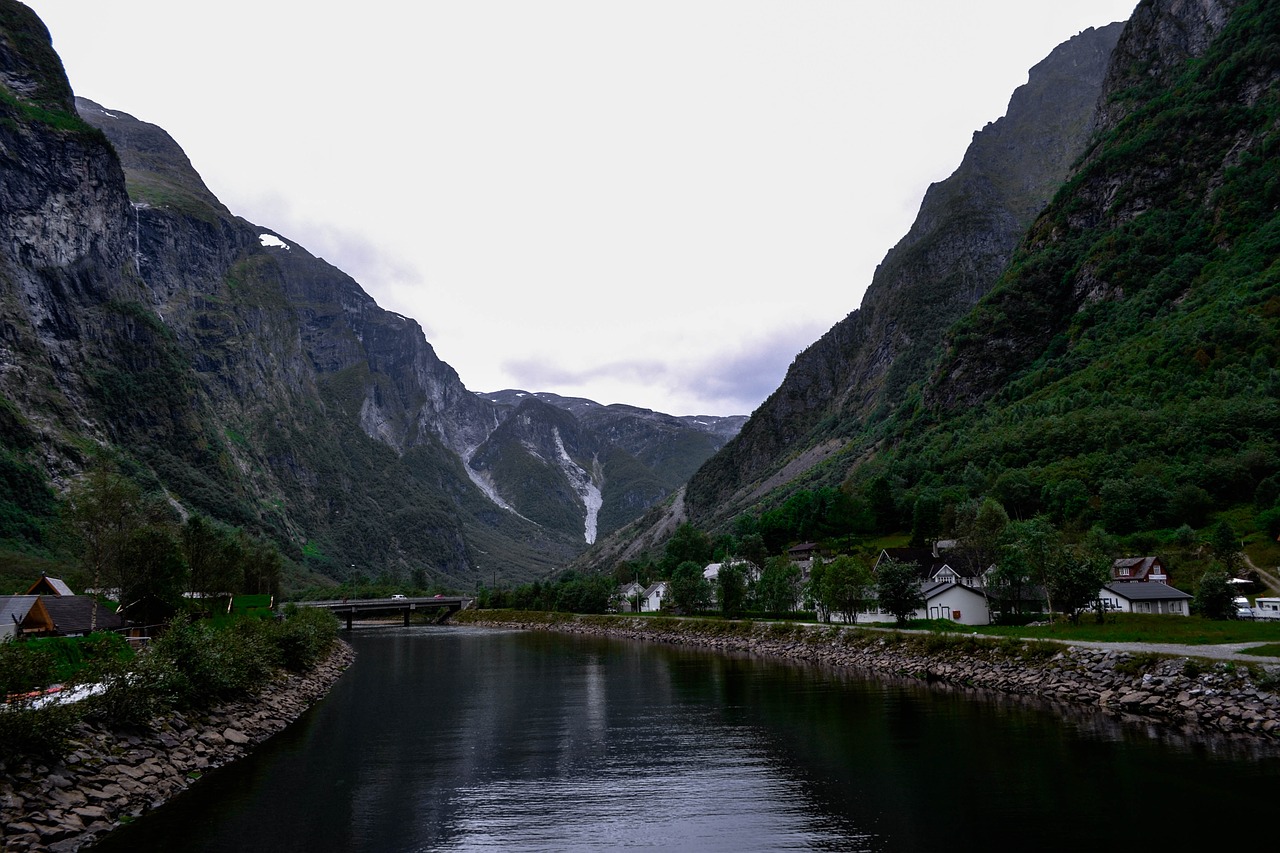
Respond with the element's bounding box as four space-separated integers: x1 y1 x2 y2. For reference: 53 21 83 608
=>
1046 551 1111 624
669 561 711 613
117 523 188 625
717 561 747 618
63 467 189 627
875 557 924 626
62 467 146 596
953 497 1009 581
1210 520 1242 576
182 515 243 600
755 556 801 614
823 555 875 624
1193 567 1235 620
909 492 942 548
662 524 712 574
1000 517 1064 615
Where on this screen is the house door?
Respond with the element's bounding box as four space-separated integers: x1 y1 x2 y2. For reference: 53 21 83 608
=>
930 605 953 620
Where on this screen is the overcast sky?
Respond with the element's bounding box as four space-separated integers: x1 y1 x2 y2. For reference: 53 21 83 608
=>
27 1 1137 416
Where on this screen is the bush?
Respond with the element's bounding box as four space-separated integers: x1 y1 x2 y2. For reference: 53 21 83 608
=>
149 616 277 708
0 702 81 759
269 606 338 672
0 638 57 697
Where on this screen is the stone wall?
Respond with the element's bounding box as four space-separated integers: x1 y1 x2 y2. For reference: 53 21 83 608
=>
0 641 355 852
456 612 1280 742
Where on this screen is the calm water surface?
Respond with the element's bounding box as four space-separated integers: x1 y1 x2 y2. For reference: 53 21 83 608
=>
90 626 1280 852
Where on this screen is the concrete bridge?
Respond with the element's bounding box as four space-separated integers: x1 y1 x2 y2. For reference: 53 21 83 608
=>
298 596 471 629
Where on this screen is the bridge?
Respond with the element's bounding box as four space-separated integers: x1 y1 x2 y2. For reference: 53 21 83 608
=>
297 596 472 629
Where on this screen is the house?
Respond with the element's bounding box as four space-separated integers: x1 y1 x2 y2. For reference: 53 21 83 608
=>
702 559 760 584
640 581 669 612
787 542 820 562
0 595 54 639
616 581 645 612
24 574 75 597
1098 582 1191 615
40 596 125 636
0 594 123 638
1111 556 1168 583
858 580 991 626
919 581 991 625
875 547 986 588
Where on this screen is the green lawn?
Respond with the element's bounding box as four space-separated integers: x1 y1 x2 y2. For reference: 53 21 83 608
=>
945 614 1280 645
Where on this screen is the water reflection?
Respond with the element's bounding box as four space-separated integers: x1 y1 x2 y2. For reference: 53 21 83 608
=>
89 626 1280 852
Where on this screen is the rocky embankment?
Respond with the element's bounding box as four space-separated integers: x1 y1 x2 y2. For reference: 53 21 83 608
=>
0 641 355 852
456 612 1280 742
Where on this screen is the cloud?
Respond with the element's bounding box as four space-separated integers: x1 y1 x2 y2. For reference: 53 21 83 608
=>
499 322 826 416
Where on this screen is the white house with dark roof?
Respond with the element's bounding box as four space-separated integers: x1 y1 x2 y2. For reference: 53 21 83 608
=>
858 580 991 626
616 581 645 612
640 581 669 613
876 547 987 588
1098 581 1191 615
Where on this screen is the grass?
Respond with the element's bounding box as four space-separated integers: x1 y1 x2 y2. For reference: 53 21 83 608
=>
1239 642 1280 657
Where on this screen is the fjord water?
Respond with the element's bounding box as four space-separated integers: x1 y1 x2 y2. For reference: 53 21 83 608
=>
90 627 1278 852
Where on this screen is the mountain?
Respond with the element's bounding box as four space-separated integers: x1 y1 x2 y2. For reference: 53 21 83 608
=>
475 390 744 540
0 1 740 589
676 22 1126 525
586 0 1280 567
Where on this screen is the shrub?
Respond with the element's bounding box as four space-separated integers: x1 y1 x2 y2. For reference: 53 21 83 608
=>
268 606 338 672
0 702 81 759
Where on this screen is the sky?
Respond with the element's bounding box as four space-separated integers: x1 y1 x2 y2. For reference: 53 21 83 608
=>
25 1 1138 417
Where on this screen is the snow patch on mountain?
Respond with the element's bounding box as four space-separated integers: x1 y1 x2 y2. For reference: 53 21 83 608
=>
553 428 602 544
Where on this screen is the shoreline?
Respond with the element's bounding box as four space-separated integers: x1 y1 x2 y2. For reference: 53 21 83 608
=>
454 611 1280 745
0 640 355 852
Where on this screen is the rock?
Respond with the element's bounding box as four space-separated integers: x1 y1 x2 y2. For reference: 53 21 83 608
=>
222 728 251 745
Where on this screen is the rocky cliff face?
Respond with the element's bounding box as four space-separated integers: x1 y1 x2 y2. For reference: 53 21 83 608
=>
927 0 1254 410
0 1 740 583
679 22 1125 526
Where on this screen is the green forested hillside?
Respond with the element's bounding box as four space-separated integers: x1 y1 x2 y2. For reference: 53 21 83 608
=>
907 0 1280 534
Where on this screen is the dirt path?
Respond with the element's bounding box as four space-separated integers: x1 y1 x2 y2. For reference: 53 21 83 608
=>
1243 552 1280 595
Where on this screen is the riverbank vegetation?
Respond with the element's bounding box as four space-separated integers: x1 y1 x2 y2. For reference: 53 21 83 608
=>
0 606 338 760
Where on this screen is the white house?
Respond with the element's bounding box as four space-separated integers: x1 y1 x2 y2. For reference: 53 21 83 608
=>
616 581 645 612
640 582 669 613
1098 582 1191 615
854 580 991 626
702 559 761 584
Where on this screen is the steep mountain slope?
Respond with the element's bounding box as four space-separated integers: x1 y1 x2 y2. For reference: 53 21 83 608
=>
906 0 1278 532
476 390 744 541
592 0 1280 570
678 21 1125 528
0 2 739 586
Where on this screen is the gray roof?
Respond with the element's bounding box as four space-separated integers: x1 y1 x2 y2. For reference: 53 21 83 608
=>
1103 582 1191 601
26 575 74 597
0 595 39 627
42 596 124 635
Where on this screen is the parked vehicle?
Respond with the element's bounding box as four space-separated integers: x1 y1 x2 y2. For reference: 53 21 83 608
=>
1252 597 1280 619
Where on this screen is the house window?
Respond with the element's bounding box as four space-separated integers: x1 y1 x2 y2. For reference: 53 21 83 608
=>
1118 567 1130 577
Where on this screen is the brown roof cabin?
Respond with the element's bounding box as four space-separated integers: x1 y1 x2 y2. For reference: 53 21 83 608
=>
1111 557 1168 583
0 595 54 639
25 574 75 597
